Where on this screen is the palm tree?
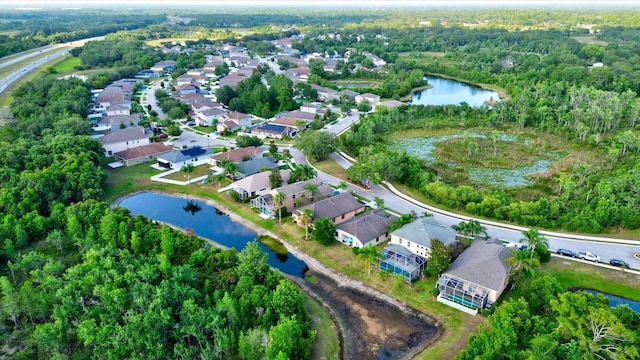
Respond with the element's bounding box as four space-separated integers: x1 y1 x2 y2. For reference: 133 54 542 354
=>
520 228 548 258
466 219 488 240
506 249 540 289
304 183 319 200
181 163 196 181
273 192 287 223
298 164 317 181
299 208 314 240
335 181 348 193
222 161 239 180
356 245 381 275
282 148 293 165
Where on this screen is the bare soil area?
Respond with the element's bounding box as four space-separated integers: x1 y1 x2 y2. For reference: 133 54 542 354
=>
297 270 440 360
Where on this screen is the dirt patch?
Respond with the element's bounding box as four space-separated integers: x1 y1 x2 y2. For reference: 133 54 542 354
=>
297 270 439 360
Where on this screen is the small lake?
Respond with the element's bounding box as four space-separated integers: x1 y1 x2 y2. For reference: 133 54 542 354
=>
118 192 308 277
583 290 640 313
410 76 500 107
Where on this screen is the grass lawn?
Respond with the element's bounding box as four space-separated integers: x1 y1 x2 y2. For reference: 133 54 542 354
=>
305 292 341 360
160 164 215 181
52 56 81 73
311 158 350 182
571 36 608 46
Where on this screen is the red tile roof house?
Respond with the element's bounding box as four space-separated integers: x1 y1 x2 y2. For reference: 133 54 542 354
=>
336 209 398 248
292 192 366 226
209 146 263 167
251 178 334 218
101 126 151 157
114 143 172 167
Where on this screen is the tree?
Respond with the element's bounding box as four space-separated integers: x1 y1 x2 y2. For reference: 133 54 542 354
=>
181 163 196 181
273 192 287 224
238 328 268 360
299 208 314 240
269 140 278 157
293 130 339 161
424 239 452 276
281 148 293 164
269 168 283 188
520 228 549 259
374 196 385 209
356 245 381 275
313 218 336 245
222 160 239 179
235 135 263 148
506 249 540 288
0 276 21 328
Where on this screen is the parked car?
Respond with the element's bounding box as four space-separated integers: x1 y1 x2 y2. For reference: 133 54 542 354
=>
557 248 577 257
158 133 168 139
578 251 601 263
186 121 196 126
609 258 630 268
505 242 528 251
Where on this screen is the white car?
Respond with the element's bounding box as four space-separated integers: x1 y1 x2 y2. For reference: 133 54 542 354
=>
578 251 601 263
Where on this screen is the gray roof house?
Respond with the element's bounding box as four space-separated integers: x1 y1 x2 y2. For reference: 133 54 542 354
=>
250 178 334 218
228 169 292 200
236 156 279 179
436 240 511 315
101 126 150 157
336 209 398 248
156 146 213 169
292 192 365 226
389 217 457 258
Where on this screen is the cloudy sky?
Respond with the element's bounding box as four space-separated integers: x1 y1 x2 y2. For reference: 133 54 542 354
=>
2 0 637 9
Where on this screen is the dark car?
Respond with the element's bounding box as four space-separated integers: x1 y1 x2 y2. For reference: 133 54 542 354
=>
609 258 630 268
557 248 577 257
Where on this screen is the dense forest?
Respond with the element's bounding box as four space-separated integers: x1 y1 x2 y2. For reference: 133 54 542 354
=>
0 74 314 358
0 11 165 57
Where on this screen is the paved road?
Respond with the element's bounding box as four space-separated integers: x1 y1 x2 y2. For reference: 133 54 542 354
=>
140 79 168 119
0 37 104 95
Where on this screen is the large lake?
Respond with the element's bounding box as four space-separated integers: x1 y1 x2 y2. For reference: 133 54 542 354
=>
118 192 308 277
410 76 500 107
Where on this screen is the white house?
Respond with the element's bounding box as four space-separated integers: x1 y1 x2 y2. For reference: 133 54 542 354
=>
355 93 381 105
196 107 227 127
389 217 457 258
335 209 397 248
101 126 150 157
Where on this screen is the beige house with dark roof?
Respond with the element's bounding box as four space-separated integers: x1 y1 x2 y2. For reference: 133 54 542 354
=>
228 169 292 200
250 178 334 218
336 209 398 248
389 217 457 258
101 126 150 157
292 192 365 226
436 240 511 315
209 146 262 166
114 143 172 167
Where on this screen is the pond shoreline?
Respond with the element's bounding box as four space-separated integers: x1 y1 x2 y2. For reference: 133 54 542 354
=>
113 190 443 359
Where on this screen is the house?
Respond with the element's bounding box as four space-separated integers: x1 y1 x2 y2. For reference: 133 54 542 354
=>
218 73 246 90
176 74 195 87
217 111 252 133
339 89 359 102
355 93 381 105
151 60 177 74
436 240 511 315
156 146 213 169
250 178 334 218
101 126 150 157
269 117 306 134
377 100 405 109
292 192 365 226
105 104 130 116
236 156 280 179
251 123 293 140
196 107 227 127
228 169 292 200
99 114 141 128
378 244 427 283
336 209 398 248
311 84 340 102
389 217 457 258
114 143 172 167
209 146 262 167
300 103 321 113
96 87 128 108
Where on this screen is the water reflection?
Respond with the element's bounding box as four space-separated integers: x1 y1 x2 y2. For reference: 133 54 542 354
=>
411 76 500 107
183 200 202 215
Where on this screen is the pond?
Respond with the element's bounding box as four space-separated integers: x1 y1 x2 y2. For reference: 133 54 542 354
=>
582 290 640 313
117 192 308 277
410 76 500 107
390 133 559 187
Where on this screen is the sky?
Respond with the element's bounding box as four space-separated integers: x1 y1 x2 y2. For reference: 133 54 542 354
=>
1 0 638 9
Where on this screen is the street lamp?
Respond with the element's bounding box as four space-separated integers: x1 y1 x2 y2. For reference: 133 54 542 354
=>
207 134 210 149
